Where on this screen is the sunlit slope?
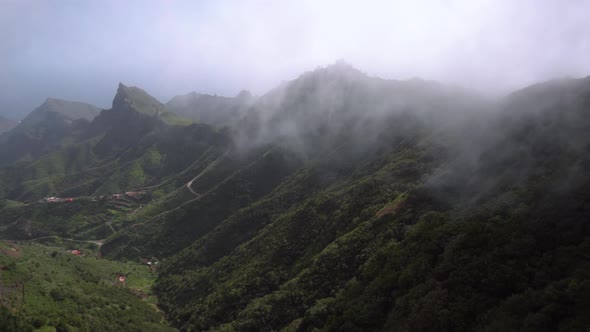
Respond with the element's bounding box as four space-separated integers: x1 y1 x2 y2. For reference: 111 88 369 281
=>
0 241 175 331
0 84 227 202
0 65 588 331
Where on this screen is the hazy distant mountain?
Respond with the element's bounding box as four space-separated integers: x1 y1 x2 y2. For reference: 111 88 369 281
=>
236 62 485 154
0 65 589 331
0 98 100 165
22 97 99 124
166 89 254 127
0 82 228 200
0 116 17 134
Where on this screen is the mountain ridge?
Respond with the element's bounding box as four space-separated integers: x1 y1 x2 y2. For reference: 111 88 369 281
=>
0 65 589 330
0 98 101 165
112 82 165 116
22 97 100 124
166 89 255 128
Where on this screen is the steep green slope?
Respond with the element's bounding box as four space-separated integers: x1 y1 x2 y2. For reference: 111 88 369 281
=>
151 72 590 330
99 63 459 261
113 83 193 126
113 83 165 117
0 241 174 331
156 140 433 330
0 66 589 331
101 145 304 259
0 84 228 202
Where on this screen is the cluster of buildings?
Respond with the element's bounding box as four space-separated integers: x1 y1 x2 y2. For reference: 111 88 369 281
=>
41 190 147 204
69 249 83 256
44 197 74 203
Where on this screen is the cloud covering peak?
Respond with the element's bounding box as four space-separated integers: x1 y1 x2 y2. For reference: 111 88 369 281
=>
1 0 589 119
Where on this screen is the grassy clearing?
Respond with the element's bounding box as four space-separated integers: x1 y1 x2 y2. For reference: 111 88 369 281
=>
0 241 174 331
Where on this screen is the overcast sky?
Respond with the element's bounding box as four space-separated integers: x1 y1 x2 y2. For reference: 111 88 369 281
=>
1 0 589 119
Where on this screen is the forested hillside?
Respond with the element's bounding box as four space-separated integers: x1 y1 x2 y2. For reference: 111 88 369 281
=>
152 67 590 331
0 65 588 331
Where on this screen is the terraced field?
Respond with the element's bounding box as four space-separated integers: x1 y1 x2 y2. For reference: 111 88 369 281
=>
0 241 173 331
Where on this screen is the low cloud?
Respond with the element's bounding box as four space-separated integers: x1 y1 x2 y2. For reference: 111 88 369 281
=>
1 0 589 118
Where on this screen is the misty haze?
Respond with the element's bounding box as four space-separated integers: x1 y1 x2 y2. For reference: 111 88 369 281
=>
0 1 589 331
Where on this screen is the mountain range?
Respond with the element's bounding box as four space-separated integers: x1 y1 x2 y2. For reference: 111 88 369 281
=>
0 64 588 331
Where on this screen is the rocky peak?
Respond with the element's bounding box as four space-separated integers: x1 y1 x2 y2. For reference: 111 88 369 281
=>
112 83 164 116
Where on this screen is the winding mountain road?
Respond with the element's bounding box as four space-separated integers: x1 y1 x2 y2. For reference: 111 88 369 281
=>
5 235 105 247
4 150 231 254
186 178 200 196
185 150 229 197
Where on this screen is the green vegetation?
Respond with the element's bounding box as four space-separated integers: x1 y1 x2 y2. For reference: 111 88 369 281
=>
0 98 100 166
0 66 589 330
0 193 147 240
113 83 165 117
0 241 173 331
159 112 194 126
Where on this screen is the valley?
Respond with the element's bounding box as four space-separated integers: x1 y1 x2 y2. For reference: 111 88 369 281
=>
0 65 589 331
